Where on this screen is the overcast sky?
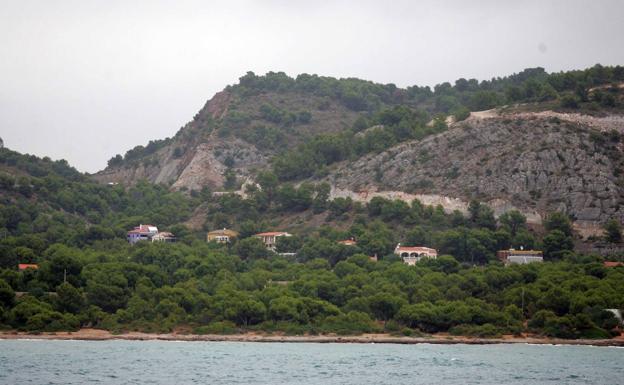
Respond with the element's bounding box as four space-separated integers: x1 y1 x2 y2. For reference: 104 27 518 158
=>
1 0 623 173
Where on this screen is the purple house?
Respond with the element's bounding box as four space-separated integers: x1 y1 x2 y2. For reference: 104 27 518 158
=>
127 224 158 244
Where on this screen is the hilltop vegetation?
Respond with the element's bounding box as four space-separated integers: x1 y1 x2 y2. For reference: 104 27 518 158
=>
1 147 624 339
93 65 624 232
104 64 624 175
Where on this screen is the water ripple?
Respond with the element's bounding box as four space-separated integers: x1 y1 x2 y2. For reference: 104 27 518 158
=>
0 341 622 385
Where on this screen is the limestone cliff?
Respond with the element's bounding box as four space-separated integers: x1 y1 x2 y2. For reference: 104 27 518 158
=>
324 109 624 234
92 69 624 232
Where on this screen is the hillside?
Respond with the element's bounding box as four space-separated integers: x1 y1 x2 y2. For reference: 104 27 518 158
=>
2 124 624 340
0 146 200 264
325 109 624 236
94 66 624 232
94 73 380 191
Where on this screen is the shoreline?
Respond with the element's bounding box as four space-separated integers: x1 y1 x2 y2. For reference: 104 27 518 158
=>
1 329 623 347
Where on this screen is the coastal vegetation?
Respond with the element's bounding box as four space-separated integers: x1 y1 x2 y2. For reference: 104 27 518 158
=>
1 147 623 339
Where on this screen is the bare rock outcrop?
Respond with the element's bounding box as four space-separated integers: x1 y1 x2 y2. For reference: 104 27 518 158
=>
327 115 624 228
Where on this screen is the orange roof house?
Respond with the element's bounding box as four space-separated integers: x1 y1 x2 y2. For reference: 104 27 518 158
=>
604 261 624 267
18 263 39 270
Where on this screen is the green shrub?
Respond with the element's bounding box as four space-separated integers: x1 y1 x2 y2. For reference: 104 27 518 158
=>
319 311 379 335
448 323 502 338
453 107 470 122
194 321 238 335
560 95 579 109
384 319 401 332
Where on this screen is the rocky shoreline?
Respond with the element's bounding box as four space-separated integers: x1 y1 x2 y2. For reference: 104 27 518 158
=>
1 329 623 347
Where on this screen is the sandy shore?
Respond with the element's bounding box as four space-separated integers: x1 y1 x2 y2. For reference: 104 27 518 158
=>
1 329 623 346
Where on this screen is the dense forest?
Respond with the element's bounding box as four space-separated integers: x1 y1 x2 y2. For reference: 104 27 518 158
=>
1 147 623 339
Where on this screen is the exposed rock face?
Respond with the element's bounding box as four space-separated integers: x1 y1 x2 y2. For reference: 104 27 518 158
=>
326 114 624 229
93 90 271 190
93 78 624 232
94 91 241 189
94 87 361 190
328 187 543 224
95 132 268 191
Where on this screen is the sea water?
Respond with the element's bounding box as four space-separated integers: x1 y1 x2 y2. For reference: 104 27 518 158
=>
0 340 622 384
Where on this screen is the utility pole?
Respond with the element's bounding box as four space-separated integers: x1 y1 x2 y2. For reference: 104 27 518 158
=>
64 268 67 284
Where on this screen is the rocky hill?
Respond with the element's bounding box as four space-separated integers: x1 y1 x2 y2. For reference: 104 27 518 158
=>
94 73 379 190
93 66 624 233
324 109 624 236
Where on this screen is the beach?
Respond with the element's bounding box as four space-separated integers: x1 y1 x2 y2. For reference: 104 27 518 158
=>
1 328 623 346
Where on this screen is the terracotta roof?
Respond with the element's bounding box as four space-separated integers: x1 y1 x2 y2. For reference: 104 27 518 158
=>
255 232 290 237
338 239 357 246
128 224 158 234
18 263 38 270
396 246 436 252
604 261 624 267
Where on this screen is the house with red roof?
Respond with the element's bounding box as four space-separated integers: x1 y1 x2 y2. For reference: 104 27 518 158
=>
604 261 624 268
254 231 292 251
127 224 159 244
18 263 39 270
394 243 437 266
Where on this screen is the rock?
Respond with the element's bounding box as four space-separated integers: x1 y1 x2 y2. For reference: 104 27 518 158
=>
324 115 624 225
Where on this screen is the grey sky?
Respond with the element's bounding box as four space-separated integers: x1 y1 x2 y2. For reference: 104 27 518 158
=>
1 0 623 173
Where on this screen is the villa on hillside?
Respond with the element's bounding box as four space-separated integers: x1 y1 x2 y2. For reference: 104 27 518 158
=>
338 238 357 246
18 263 38 270
497 248 543 265
207 228 239 244
127 224 159 244
152 232 176 243
128 225 176 244
394 243 437 265
604 261 624 268
254 231 292 251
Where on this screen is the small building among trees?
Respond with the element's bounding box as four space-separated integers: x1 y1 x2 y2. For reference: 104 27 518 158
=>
152 232 176 243
337 238 357 246
207 228 239 244
497 248 543 264
127 224 159 244
18 263 38 270
254 231 292 251
394 243 437 265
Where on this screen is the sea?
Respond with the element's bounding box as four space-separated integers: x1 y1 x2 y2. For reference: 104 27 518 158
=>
0 340 622 385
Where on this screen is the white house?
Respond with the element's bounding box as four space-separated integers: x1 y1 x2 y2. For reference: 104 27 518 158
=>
127 224 159 244
394 243 437 266
254 231 292 251
152 232 176 243
497 248 543 265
